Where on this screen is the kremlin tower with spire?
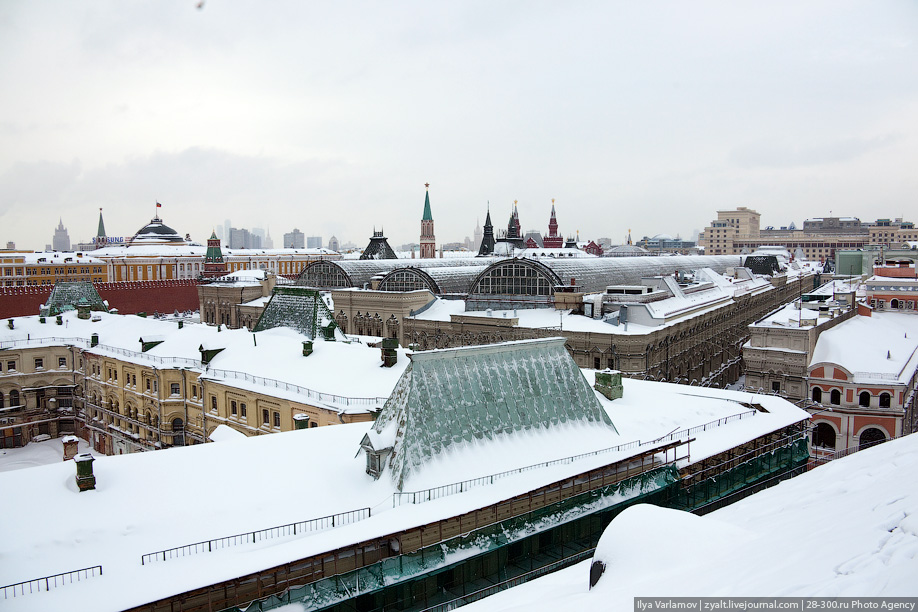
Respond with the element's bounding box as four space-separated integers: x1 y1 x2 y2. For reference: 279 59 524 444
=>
543 199 563 248
419 183 436 259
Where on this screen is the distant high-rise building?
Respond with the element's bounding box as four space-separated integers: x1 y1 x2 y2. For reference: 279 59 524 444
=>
229 228 251 249
473 219 482 253
215 226 223 240
420 184 436 259
284 228 305 249
328 235 340 252
223 219 232 244
263 228 274 249
52 218 71 251
306 236 322 249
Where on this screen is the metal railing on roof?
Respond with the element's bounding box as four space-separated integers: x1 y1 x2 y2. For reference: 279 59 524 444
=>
392 409 755 507
393 439 643 506
0 336 90 350
1 566 102 599
140 507 371 565
202 368 388 407
90 343 200 368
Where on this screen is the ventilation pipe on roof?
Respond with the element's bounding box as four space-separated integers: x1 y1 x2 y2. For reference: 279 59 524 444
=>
381 338 398 367
74 453 96 491
594 370 624 401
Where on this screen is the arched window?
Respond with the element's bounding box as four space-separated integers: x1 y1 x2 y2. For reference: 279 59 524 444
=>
859 391 871 407
812 387 822 403
859 427 886 449
812 422 836 449
830 389 841 405
9 389 20 407
171 418 185 446
879 392 891 408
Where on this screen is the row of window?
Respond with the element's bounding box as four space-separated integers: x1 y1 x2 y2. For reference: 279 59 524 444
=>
215 396 287 428
812 387 892 408
0 390 22 408
871 299 916 310
0 357 68 372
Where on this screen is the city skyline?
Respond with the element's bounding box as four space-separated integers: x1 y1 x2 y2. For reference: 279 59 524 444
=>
2 1 917 250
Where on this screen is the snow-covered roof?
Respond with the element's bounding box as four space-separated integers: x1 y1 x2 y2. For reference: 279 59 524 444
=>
0 311 408 407
253 286 343 340
372 338 618 490
810 312 918 384
89 244 339 258
0 377 807 612
1 251 104 264
462 431 918 610
207 268 268 286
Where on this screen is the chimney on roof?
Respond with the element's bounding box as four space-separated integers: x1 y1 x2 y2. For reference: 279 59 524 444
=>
381 338 398 367
595 370 624 401
74 453 96 491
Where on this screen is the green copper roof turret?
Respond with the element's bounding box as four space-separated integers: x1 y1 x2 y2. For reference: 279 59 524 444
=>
96 209 106 239
204 230 224 263
422 188 433 221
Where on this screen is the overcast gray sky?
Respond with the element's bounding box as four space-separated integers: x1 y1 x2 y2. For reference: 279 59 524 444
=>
2 0 916 250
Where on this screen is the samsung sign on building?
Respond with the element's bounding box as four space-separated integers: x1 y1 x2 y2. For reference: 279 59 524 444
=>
93 237 126 245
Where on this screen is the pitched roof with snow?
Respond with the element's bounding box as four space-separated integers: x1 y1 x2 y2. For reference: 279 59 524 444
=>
809 312 918 384
44 281 108 315
372 337 619 490
253 286 343 340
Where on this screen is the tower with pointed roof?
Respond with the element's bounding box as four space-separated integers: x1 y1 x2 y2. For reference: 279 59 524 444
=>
420 183 436 259
94 208 107 249
478 206 496 256
202 230 228 278
508 201 522 240
543 199 563 248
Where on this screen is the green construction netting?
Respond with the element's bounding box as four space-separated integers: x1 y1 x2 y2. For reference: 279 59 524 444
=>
221 465 678 612
669 438 810 512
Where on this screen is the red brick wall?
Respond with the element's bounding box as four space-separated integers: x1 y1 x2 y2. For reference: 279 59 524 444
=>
95 280 200 315
0 286 53 318
0 280 200 318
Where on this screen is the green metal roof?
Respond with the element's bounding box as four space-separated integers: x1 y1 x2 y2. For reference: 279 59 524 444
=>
44 282 108 316
372 337 618 491
422 190 433 222
96 210 106 239
253 286 340 340
204 231 224 263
